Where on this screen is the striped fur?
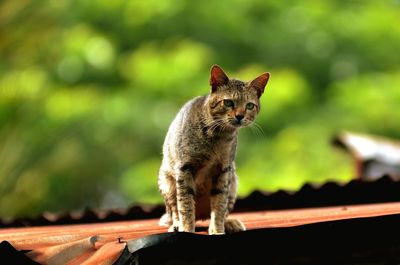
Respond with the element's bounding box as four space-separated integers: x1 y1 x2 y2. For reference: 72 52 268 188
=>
158 65 269 234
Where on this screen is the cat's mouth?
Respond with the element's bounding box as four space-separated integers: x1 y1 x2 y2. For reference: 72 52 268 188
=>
229 118 249 128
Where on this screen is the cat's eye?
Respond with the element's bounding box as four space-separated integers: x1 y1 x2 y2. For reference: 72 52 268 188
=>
246 103 255 110
223 99 234 108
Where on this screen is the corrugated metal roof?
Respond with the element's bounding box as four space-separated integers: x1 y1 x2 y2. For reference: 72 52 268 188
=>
1 176 399 264
2 174 400 228
121 212 400 265
1 202 400 264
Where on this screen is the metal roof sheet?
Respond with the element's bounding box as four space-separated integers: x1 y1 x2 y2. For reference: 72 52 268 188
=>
1 202 400 264
2 175 400 228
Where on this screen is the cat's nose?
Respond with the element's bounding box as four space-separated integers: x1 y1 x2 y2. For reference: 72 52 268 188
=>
235 115 244 122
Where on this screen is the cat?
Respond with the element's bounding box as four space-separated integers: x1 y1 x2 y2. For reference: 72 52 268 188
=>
158 65 269 234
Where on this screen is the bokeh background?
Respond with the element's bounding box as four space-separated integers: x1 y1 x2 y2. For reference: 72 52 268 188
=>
1 0 400 219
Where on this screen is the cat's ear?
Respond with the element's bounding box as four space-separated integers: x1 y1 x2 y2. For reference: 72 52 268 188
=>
250 72 270 98
210 65 229 93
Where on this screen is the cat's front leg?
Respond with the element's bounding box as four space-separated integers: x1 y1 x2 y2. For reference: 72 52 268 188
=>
176 164 196 232
209 166 230 235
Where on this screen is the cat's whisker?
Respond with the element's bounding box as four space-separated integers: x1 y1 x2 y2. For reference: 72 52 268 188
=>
221 123 230 133
250 126 262 139
248 125 257 138
213 120 226 134
200 115 223 127
220 122 230 134
249 122 265 139
253 122 265 136
206 119 224 135
201 117 218 128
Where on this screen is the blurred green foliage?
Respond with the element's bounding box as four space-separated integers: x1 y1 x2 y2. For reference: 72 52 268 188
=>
1 0 400 218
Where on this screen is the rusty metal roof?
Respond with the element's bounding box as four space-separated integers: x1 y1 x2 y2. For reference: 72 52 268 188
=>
1 202 400 264
1 174 400 264
2 174 400 229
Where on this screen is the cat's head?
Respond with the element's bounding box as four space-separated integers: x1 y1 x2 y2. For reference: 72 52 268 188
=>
206 65 269 129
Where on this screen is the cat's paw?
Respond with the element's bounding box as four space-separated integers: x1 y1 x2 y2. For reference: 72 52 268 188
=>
158 213 172 227
168 225 196 233
168 225 179 232
224 218 246 233
208 223 225 235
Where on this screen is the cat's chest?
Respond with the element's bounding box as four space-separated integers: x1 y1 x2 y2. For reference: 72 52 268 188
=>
202 133 237 161
194 161 222 196
208 142 230 160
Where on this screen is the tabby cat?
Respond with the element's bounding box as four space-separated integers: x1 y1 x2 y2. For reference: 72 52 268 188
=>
158 65 270 234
